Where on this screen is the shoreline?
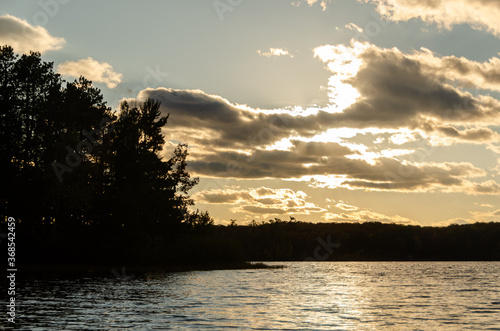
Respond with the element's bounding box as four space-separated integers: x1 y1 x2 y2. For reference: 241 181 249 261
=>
15 261 284 274
15 260 499 275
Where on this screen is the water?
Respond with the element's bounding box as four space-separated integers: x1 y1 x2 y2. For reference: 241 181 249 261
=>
4 262 500 330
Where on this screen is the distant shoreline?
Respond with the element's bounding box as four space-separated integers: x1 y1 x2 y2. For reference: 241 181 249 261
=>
15 262 282 274
16 260 499 275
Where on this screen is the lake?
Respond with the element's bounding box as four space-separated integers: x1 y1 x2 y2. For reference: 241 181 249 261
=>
5 262 500 330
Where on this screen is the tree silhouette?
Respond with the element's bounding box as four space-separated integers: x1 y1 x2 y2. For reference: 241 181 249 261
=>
109 99 199 236
1 46 65 230
0 45 202 265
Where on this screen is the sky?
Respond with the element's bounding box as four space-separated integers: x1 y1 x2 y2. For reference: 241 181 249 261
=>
1 0 499 226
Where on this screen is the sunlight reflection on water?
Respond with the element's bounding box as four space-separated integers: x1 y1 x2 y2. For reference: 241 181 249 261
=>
5 262 500 330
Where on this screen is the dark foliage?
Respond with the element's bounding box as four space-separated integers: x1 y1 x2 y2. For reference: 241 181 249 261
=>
0 45 202 266
212 220 500 261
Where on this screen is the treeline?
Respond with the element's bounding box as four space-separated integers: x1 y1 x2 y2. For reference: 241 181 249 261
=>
0 45 214 266
15 218 500 265
196 220 500 261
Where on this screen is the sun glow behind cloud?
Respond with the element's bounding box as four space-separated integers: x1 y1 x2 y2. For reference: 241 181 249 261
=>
116 9 499 225
133 38 500 206
314 42 366 112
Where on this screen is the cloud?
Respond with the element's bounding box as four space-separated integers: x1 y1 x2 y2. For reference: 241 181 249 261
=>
412 49 500 94
0 14 65 53
193 187 324 216
431 218 472 227
58 57 122 88
192 189 252 204
466 180 500 195
470 209 500 222
132 86 495 193
323 203 420 226
435 126 497 142
187 141 490 194
334 202 359 211
337 161 486 192
257 48 294 58
359 0 500 37
291 0 331 11
476 203 494 208
389 132 418 145
345 23 363 33
135 88 304 151
433 208 500 226
440 179 500 195
130 41 499 194
314 42 500 132
138 41 500 152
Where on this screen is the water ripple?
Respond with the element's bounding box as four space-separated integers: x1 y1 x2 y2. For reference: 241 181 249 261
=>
2 261 500 330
